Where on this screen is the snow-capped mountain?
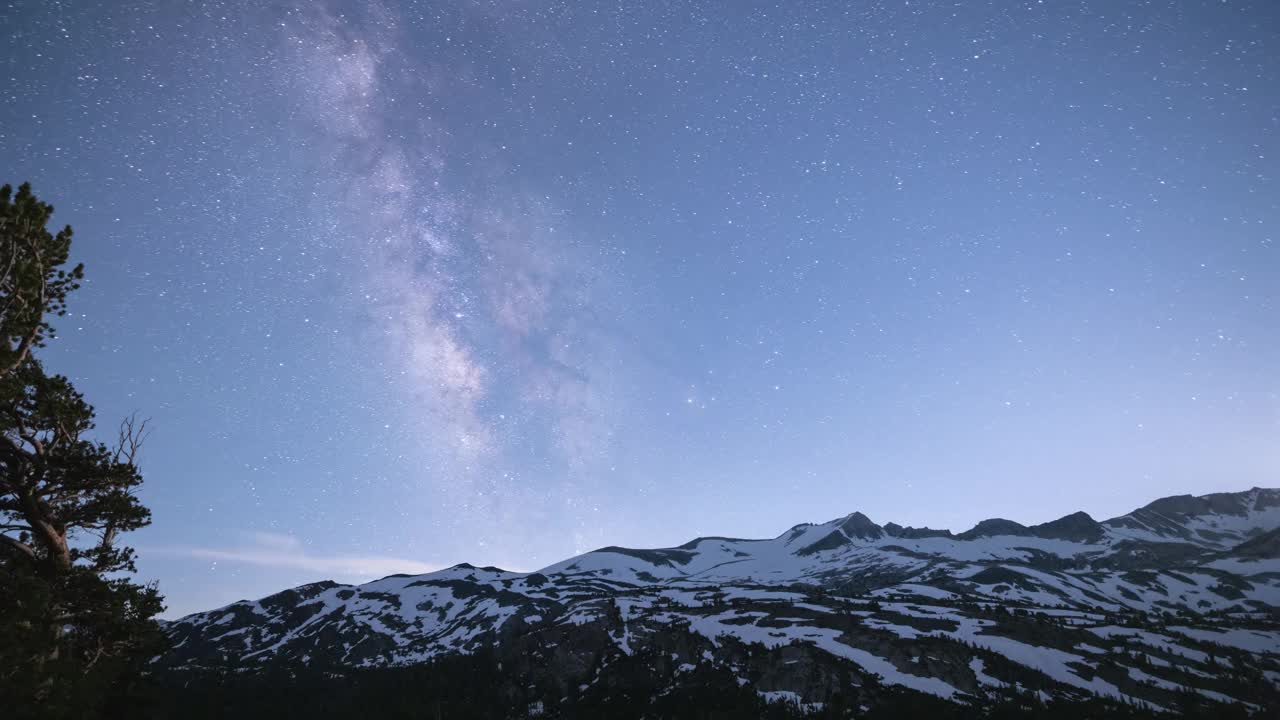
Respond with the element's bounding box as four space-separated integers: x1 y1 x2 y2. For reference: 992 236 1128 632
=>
160 487 1280 712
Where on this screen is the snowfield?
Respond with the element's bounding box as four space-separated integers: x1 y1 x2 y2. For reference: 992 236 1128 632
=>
161 487 1280 710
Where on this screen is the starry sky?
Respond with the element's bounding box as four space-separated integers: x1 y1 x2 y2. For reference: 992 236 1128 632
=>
2 0 1277 617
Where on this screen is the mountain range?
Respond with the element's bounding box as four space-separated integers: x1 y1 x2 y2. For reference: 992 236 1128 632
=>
158 487 1280 715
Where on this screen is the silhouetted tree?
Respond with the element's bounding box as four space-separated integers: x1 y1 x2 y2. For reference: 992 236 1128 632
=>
0 183 165 718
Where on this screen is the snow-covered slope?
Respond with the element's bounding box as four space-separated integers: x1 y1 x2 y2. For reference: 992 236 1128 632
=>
1103 488 1280 548
161 487 1280 711
531 487 1280 613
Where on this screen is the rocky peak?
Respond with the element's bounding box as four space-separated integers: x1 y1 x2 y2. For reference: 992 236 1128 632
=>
957 518 1031 540
882 522 953 539
1030 511 1104 543
837 511 884 541
1130 487 1279 520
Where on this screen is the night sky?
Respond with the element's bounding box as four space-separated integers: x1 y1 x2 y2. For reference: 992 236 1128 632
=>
3 0 1277 617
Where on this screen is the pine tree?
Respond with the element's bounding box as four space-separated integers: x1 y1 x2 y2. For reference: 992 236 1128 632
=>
0 183 166 717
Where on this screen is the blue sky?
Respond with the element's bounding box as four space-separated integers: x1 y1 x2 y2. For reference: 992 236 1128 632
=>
3 0 1277 617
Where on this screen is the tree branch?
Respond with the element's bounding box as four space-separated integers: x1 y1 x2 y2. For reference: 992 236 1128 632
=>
114 414 151 466
0 532 35 561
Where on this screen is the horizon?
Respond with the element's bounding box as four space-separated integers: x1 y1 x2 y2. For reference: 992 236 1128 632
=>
167 483 1277 618
4 0 1278 620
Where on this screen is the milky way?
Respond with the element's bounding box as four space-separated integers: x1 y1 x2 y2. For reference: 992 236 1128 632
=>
275 4 627 536
2 0 1276 616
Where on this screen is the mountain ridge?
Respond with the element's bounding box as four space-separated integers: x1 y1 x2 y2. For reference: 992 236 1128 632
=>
543 486 1280 579
159 486 1280 714
555 487 1280 574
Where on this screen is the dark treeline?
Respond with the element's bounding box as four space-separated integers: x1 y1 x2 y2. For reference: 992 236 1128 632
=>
137 652 1258 720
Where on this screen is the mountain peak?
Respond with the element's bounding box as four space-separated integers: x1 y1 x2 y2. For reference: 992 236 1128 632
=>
957 517 1031 540
1029 511 1103 542
1101 486 1280 547
1134 486 1280 518
792 511 884 556
837 511 884 541
882 522 953 539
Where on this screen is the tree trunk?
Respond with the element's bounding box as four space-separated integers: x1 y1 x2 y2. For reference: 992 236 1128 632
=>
16 488 72 698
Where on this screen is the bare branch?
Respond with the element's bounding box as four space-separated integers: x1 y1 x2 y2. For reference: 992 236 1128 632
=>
92 415 150 570
114 413 151 466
